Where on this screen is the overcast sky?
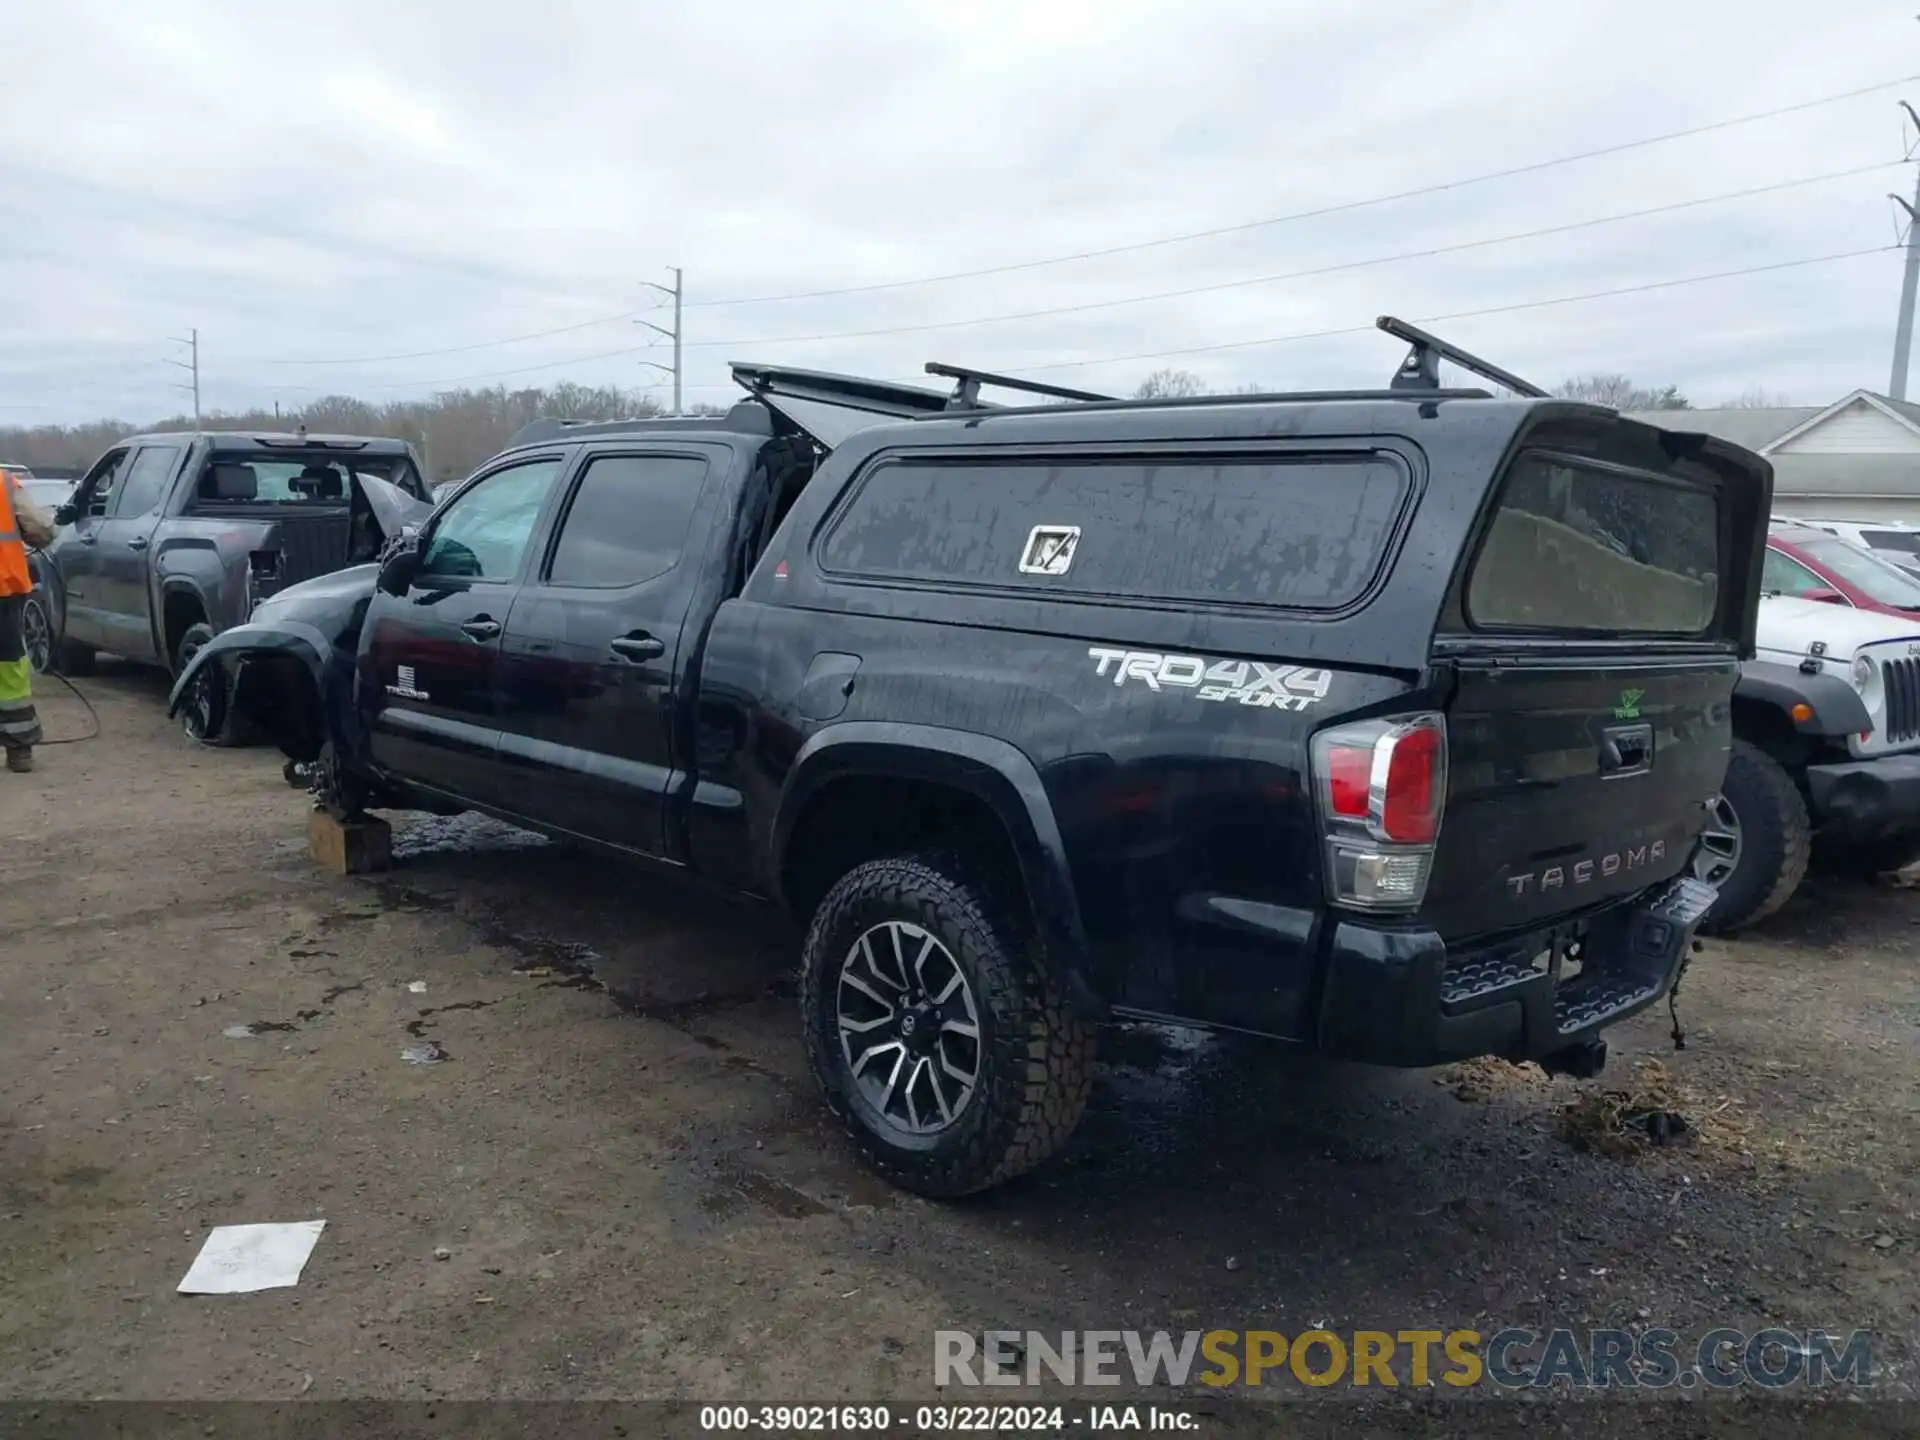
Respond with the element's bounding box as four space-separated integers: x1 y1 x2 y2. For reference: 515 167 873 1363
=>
1 0 1915 425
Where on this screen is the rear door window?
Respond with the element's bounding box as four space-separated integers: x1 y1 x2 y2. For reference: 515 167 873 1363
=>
820 453 1410 610
545 454 710 588
1466 453 1720 634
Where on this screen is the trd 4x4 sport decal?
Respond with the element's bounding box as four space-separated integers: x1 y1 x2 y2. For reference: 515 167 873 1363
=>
1088 647 1333 711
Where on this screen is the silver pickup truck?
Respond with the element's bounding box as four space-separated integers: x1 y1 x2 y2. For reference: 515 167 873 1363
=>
29 429 433 742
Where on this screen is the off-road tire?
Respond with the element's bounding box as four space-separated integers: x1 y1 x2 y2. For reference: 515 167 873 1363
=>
1699 740 1811 935
800 852 1094 1198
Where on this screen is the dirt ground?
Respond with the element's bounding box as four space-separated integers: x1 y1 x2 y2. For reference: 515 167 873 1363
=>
3 664 1917 1420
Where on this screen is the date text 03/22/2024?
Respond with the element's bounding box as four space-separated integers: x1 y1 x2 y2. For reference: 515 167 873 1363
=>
698 1404 1195 1431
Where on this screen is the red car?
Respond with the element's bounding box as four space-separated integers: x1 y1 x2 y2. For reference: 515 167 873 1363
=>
1764 523 1920 616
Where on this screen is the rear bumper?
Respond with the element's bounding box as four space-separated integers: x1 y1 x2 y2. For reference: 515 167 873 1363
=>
1804 752 1920 843
1315 876 1716 1070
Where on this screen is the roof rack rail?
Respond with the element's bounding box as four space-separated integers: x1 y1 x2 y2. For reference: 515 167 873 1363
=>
1378 315 1546 398
923 362 1116 408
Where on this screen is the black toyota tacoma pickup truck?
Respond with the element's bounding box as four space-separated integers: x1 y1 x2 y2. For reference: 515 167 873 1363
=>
171 320 1770 1196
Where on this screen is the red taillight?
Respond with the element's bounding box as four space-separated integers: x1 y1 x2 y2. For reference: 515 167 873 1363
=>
1324 744 1373 819
1381 723 1441 842
1310 713 1448 913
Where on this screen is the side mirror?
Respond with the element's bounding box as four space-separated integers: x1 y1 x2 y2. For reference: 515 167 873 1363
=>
1802 587 1849 606
53 504 76 527
377 539 422 597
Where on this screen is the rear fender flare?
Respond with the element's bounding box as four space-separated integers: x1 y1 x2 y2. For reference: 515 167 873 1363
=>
1735 660 1871 739
774 723 1102 1016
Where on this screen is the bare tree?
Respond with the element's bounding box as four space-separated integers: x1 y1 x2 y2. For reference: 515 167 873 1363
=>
1728 386 1793 409
0 382 669 485
1133 368 1206 400
1552 374 1691 411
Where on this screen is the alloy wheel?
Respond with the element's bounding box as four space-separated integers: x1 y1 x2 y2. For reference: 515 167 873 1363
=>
1693 793 1742 888
836 920 982 1135
178 640 218 741
20 595 51 673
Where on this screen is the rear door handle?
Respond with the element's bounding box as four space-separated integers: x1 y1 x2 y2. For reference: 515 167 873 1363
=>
459 618 502 641
78 533 97 546
610 634 665 662
127 536 150 553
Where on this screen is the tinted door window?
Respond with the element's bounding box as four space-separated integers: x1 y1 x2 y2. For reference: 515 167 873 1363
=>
110 445 184 518
821 453 1409 610
79 448 131 516
546 454 710 587
420 458 562 582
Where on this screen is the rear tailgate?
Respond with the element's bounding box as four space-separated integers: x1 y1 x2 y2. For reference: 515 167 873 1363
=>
1421 416 1770 941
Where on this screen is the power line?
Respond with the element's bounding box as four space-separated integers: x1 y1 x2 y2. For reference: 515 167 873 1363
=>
1000 244 1901 376
164 327 201 429
267 165 1896 389
263 244 1896 396
636 267 684 414
254 72 1920 368
264 305 665 366
686 74 1920 308
669 162 1897 351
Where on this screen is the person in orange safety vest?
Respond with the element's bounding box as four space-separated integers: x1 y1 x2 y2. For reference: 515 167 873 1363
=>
0 469 56 772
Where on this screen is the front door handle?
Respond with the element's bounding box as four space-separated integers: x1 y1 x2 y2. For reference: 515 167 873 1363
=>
127 536 151 553
609 634 665 662
78 532 97 546
459 617 502 641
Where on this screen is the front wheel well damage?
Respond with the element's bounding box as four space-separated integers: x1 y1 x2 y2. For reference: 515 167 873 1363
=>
230 655 325 762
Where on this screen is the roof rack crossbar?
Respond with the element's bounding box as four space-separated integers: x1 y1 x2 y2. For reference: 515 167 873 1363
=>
923 362 1115 409
1376 316 1547 399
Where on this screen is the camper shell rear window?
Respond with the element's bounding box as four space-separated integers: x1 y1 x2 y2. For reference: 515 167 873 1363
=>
1465 451 1720 635
818 451 1413 611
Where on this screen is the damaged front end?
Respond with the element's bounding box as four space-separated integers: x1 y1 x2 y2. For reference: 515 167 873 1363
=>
169 480 436 791
167 567 385 814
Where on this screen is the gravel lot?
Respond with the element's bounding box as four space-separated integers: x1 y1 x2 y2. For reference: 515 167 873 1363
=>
3 665 1916 1427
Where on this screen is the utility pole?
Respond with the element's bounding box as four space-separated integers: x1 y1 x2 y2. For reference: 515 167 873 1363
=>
636 267 683 414
166 327 202 428
1892 102 1920 401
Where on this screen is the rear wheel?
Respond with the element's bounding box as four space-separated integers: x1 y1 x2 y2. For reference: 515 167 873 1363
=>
1695 740 1811 934
20 593 53 674
800 853 1094 1197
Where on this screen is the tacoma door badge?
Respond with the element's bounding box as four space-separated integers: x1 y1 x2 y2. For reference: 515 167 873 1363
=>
386 664 430 701
1019 525 1080 576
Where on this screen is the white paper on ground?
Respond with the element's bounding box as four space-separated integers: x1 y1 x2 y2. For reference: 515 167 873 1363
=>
178 1220 326 1294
